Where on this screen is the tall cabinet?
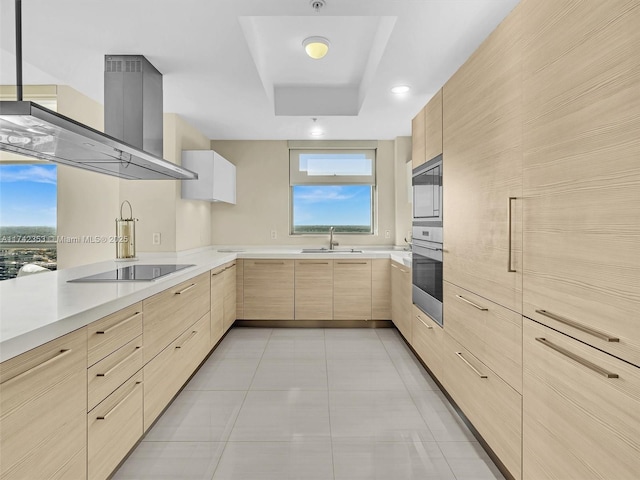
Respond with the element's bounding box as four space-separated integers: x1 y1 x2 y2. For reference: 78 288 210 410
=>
520 1 640 478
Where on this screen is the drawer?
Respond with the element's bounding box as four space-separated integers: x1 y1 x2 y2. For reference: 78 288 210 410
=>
391 262 412 341
144 312 211 431
0 327 87 480
143 272 210 362
411 305 443 380
442 333 522 479
88 335 143 411
243 259 295 320
88 302 142 367
444 281 523 393
88 371 143 480
523 319 640 480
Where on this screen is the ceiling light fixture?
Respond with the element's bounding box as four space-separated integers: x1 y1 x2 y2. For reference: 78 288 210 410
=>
303 36 330 60
310 117 324 137
391 85 411 94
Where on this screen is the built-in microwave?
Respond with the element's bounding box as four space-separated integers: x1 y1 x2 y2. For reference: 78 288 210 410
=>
412 154 443 226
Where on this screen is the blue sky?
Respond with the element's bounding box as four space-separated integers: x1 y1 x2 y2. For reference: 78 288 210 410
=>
0 164 57 227
293 185 371 226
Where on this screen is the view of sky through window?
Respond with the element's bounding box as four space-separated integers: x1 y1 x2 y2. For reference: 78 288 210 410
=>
292 185 372 233
0 164 57 226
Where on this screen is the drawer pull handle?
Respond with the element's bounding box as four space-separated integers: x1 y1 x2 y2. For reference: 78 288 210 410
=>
175 283 197 295
175 330 198 349
254 261 285 265
299 261 330 265
96 381 142 420
507 197 517 273
535 310 619 342
96 346 141 377
416 315 433 329
211 269 224 276
1 349 72 386
337 261 368 265
97 311 141 334
535 337 619 379
455 352 488 378
455 295 488 311
391 264 399 269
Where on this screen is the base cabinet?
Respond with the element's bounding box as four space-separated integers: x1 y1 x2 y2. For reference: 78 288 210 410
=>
442 333 522 480
143 313 211 431
88 372 143 480
0 328 87 480
223 263 237 330
410 306 442 379
210 264 225 345
243 259 295 320
523 319 640 480
391 261 411 340
295 260 333 320
334 260 372 320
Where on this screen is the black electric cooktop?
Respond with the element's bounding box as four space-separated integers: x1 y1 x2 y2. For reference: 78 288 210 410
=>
68 264 195 282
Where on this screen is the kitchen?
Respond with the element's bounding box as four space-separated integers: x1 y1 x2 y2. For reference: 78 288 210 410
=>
0 1 639 479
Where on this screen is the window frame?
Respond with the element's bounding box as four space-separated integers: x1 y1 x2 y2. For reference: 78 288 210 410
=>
289 147 377 236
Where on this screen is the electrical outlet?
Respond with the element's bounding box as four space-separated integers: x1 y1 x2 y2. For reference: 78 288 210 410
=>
152 232 161 245
270 230 277 240
384 230 391 239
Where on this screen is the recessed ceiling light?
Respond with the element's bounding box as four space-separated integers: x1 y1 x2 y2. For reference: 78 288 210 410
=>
303 36 330 59
391 85 411 94
310 129 324 137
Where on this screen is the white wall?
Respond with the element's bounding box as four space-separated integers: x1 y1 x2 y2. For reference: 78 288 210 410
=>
209 139 401 247
394 136 413 246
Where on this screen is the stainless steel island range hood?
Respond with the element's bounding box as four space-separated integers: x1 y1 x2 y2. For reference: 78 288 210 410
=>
0 1 197 181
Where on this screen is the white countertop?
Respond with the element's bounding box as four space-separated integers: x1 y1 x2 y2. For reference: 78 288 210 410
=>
0 246 411 362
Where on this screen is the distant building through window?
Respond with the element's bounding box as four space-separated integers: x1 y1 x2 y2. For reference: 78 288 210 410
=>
0 163 57 280
290 149 376 234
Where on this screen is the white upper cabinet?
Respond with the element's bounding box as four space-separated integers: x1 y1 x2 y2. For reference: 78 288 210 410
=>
181 150 236 204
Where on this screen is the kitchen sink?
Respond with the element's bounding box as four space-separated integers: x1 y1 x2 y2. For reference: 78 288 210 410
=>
300 248 363 254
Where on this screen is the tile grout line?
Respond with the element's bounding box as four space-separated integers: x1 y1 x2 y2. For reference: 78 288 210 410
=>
324 328 337 480
208 327 274 480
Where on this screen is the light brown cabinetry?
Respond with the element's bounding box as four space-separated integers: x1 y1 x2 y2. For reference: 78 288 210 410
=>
88 371 143 480
0 328 87 480
333 260 372 320
372 259 391 320
521 0 640 367
444 281 522 393
211 261 236 345
223 263 237 330
243 259 295 320
143 272 210 362
390 261 411 340
523 319 640 480
411 305 443 379
443 3 523 314
424 88 443 161
87 302 142 367
144 312 211 431
295 259 333 320
411 106 426 169
442 333 522 479
210 264 225 345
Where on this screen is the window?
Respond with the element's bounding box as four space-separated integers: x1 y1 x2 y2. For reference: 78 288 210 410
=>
0 163 58 280
290 149 376 234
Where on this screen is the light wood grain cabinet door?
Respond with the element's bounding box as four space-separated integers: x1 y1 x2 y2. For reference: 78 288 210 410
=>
523 319 640 480
443 3 523 314
411 305 443 380
295 259 333 320
223 263 237 330
143 272 210 363
243 259 295 320
210 265 225 345
372 258 391 320
424 88 443 161
334 260 372 320
521 0 640 367
411 106 426 169
0 327 87 480
391 261 411 340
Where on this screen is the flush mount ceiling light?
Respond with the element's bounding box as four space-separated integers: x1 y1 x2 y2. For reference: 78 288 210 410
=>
310 117 324 137
391 85 411 94
303 36 330 60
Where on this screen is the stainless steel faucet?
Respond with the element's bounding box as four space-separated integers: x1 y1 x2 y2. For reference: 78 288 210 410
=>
329 226 339 250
